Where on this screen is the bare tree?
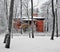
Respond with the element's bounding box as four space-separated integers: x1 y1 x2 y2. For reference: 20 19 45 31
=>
26 0 31 38
3 0 9 43
4 0 14 48
22 0 31 38
51 0 55 40
31 0 34 38
14 4 18 18
4 0 8 19
14 0 20 18
55 0 58 37
46 3 51 32
20 0 23 34
46 6 49 32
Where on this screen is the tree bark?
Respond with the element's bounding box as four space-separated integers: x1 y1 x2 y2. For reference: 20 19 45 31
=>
55 0 58 37
47 7 49 32
15 6 18 18
5 0 14 48
3 0 9 43
31 0 34 38
51 0 55 40
4 0 8 19
20 0 23 34
26 1 31 38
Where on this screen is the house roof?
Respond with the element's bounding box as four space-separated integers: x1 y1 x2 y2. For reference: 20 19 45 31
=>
15 16 45 20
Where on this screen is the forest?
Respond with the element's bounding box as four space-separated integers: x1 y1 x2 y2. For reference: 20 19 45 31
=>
0 0 60 49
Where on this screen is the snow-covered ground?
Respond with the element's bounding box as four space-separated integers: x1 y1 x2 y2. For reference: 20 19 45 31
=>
0 34 60 52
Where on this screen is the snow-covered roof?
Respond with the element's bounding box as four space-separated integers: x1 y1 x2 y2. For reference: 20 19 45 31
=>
22 18 36 21
17 16 45 19
33 16 45 19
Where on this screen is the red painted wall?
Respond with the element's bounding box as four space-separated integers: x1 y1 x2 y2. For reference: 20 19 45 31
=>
36 20 44 32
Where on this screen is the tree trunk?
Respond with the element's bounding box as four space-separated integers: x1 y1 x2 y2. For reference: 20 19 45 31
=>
47 7 49 32
51 0 55 40
5 0 14 48
3 0 9 43
4 0 8 19
31 0 34 38
15 6 18 18
20 0 23 34
26 2 31 38
55 0 58 37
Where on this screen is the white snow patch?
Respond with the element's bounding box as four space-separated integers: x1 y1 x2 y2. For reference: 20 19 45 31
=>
0 35 60 52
